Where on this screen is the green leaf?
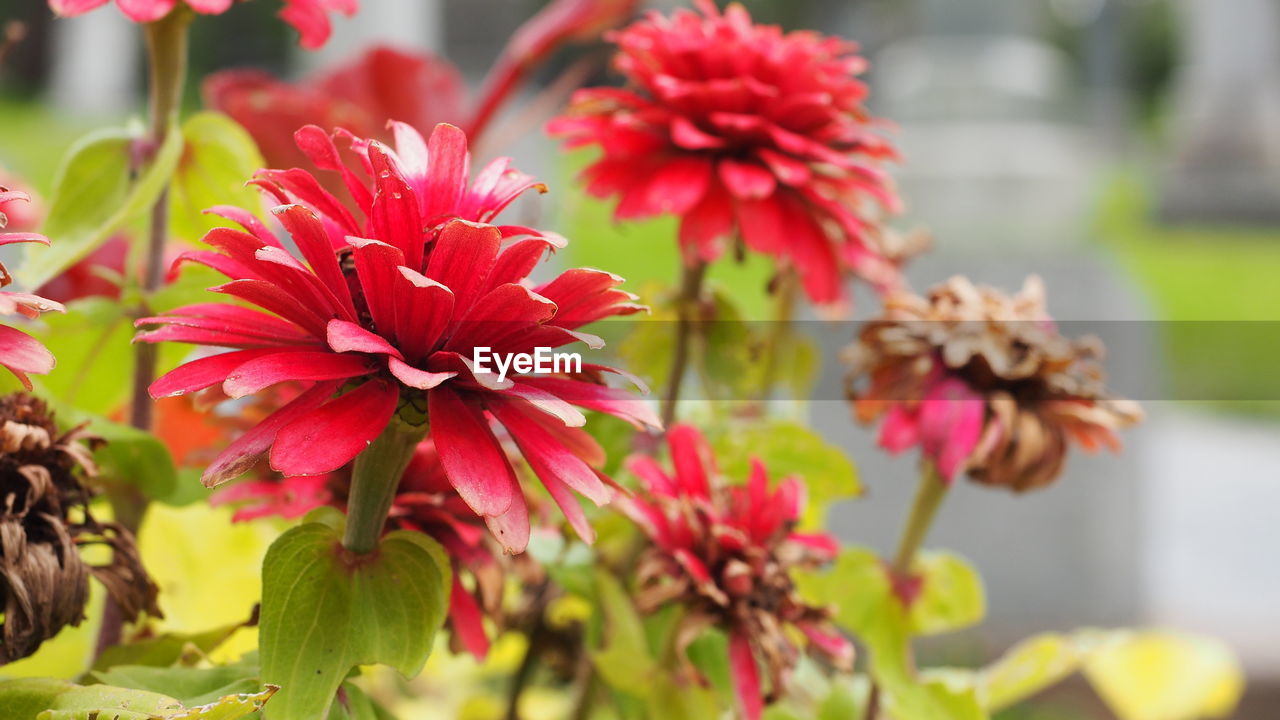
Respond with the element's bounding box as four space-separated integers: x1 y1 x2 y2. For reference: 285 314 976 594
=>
799 548 988 720
591 570 658 697
168 112 265 244
86 416 178 503
709 421 860 528
258 523 450 720
91 665 261 708
908 551 986 637
980 633 1084 711
0 678 78 720
20 124 183 289
91 624 244 673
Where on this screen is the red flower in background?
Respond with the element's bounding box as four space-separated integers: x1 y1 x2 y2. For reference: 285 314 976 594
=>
620 424 851 720
0 189 63 389
136 121 657 553
48 0 356 49
551 0 906 306
213 437 502 657
203 0 640 170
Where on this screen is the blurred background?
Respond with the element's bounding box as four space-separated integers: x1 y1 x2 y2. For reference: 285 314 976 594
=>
1 0 1278 717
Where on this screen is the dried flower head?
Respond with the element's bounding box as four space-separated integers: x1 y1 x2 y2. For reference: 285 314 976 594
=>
619 424 850 720
550 0 905 306
845 275 1144 491
0 393 159 664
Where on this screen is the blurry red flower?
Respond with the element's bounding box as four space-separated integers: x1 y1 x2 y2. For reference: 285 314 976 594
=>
550 0 906 306
203 0 640 169
0 189 63 389
48 0 356 49
619 424 850 720
212 437 502 657
136 121 657 553
845 276 1144 490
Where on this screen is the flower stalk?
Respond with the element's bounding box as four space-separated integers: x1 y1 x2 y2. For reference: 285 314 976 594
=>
891 462 948 577
343 415 429 554
660 260 707 428
100 8 190 658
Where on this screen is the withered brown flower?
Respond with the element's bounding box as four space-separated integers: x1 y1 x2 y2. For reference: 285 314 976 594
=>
845 275 1143 491
0 393 160 664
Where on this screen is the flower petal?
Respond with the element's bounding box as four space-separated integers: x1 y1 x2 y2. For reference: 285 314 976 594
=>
270 379 399 476
428 385 518 517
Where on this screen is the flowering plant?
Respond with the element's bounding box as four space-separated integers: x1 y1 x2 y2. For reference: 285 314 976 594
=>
0 2 1246 720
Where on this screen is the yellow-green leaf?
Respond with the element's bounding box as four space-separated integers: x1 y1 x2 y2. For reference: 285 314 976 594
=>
168 112 264 244
981 632 1084 711
1083 631 1244 720
908 551 986 636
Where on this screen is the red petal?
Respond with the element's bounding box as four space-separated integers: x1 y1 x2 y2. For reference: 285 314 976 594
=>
223 350 374 398
326 318 403 358
270 379 399 476
489 398 611 505
428 385 518 517
423 123 470 221
667 424 712 498
392 267 454 362
449 574 491 659
150 349 276 398
718 159 777 200
424 219 501 317
202 380 341 486
0 325 54 377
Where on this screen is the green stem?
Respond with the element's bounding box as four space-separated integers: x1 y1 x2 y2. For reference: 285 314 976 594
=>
756 268 799 402
343 418 427 554
128 8 190 435
97 9 190 659
660 260 707 428
891 462 949 576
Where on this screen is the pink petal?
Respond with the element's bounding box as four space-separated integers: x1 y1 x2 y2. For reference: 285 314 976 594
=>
150 349 277 398
0 325 54 378
423 123 471 220
919 378 984 482
518 376 661 429
115 0 177 22
47 0 110 16
718 158 776 200
488 398 611 505
667 424 712 498
270 379 399 476
326 318 403 358
387 356 455 389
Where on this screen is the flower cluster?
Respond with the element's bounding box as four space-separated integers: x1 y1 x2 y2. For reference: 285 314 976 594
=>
551 0 905 305
1 188 62 389
0 393 159 663
845 275 1143 490
137 121 657 553
49 0 356 49
619 424 850 720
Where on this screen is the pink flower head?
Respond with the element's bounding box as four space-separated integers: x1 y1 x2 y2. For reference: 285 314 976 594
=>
212 437 502 658
550 0 905 306
137 121 658 553
619 424 850 720
0 189 64 389
48 0 357 49
846 276 1144 490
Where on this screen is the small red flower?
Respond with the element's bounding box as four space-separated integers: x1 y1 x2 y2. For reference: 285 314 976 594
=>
48 0 356 49
619 424 850 720
550 0 904 306
136 122 658 553
0 189 63 389
212 437 502 657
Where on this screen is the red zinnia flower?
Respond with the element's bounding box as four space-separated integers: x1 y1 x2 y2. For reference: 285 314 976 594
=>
48 0 356 49
550 0 904 306
212 437 502 658
136 121 657 553
0 189 63 389
619 424 851 720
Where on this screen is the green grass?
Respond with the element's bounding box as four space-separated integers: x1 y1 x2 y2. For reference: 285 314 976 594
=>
1097 175 1280 414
